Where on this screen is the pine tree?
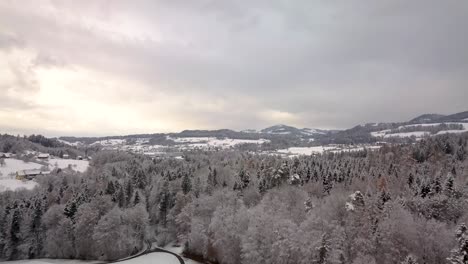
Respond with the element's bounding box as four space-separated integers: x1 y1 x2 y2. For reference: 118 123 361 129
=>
125 181 134 205
181 173 192 195
134 191 140 206
106 181 115 195
323 173 332 195
64 200 78 221
205 171 214 195
445 174 455 197
159 180 170 227
193 177 202 198
7 209 21 260
117 187 125 208
29 201 44 258
212 168 218 187
315 233 330 264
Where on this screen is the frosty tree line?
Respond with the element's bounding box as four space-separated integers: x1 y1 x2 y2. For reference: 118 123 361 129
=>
1 133 468 264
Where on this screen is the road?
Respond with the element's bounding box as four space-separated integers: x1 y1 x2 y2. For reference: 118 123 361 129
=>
103 241 186 264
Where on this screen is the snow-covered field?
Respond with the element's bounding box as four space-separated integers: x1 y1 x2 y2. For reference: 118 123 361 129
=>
169 136 269 149
274 145 381 157
371 122 468 139
277 146 338 155
0 159 43 192
371 130 430 138
0 158 89 192
0 159 44 176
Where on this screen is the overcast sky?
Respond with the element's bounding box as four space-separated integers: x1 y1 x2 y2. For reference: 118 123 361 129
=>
1 0 467 136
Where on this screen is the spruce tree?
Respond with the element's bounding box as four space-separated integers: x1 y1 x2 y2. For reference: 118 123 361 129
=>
181 173 192 195
8 209 21 260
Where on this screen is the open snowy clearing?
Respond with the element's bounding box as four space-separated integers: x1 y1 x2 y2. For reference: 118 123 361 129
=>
0 158 89 192
0 159 44 177
275 145 381 157
277 146 338 155
0 159 43 192
170 136 269 149
371 122 468 139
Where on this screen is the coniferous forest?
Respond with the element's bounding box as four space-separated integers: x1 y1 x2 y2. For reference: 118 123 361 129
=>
1 133 467 264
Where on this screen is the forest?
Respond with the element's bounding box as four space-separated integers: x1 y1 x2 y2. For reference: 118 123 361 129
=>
0 133 467 264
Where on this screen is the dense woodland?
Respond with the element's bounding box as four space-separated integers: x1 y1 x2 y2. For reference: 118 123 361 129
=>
1 133 468 264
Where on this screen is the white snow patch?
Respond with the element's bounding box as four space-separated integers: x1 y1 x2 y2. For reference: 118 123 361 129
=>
169 137 269 149
277 146 337 155
371 123 468 139
0 159 44 177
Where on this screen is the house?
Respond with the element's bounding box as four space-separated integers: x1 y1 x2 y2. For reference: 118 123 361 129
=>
37 153 50 159
63 154 70 159
16 169 50 180
77 155 83 160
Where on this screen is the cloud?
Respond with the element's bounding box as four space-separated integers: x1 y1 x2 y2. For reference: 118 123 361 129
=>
0 0 467 136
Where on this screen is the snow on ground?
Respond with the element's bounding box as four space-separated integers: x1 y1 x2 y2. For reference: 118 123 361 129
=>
0 159 44 177
48 158 89 172
330 145 381 153
274 145 381 157
170 137 269 149
277 146 338 155
382 131 430 138
371 122 468 139
0 159 43 192
0 158 89 192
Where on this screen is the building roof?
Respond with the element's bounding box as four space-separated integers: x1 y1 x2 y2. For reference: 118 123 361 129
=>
17 169 50 176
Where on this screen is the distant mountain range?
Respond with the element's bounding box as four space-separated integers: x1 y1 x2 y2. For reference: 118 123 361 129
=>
410 111 468 123
59 110 468 146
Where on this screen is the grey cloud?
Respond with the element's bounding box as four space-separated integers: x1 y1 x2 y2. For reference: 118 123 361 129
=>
0 0 467 133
